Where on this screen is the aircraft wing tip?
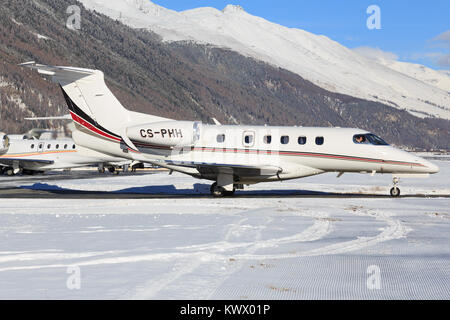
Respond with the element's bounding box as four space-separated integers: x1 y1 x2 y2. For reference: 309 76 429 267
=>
18 61 37 67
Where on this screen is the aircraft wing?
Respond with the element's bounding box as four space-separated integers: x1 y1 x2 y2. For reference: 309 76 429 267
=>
160 160 282 177
0 158 54 167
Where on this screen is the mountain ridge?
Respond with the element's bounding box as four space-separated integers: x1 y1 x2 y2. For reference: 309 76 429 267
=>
79 0 450 120
0 0 449 150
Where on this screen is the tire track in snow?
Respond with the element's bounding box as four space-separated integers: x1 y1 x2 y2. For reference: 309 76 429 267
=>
231 208 411 260
158 207 333 299
0 207 333 274
124 208 272 299
0 205 407 296
173 216 331 253
124 206 332 299
0 250 127 264
126 254 208 300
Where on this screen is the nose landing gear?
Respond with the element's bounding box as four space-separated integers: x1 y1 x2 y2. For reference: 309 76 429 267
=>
390 177 401 197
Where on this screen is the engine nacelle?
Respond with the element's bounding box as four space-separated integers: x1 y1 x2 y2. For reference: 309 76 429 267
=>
0 133 10 154
127 121 201 148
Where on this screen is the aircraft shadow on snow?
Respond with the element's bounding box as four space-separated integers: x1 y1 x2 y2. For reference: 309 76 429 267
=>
10 182 421 199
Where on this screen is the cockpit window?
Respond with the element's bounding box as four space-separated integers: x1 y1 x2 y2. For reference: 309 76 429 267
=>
353 134 367 144
353 134 389 146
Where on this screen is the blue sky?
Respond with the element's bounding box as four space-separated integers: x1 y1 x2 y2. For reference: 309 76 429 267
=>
151 0 450 70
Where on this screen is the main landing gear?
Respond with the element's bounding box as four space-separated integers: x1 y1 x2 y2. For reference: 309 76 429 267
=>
2 166 21 176
210 182 235 197
209 174 238 197
390 177 401 197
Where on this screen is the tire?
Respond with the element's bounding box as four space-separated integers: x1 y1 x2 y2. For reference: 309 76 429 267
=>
390 187 401 197
210 182 236 197
210 182 226 197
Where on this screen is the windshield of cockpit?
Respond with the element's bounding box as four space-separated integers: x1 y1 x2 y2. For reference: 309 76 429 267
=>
353 133 389 145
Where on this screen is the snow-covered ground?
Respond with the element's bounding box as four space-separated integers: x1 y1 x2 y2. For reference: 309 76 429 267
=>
0 160 448 299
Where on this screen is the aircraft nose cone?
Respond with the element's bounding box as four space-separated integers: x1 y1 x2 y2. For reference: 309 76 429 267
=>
425 161 439 174
417 157 440 174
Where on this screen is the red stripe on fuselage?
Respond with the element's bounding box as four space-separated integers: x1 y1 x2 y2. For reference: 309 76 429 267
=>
70 111 121 142
131 142 423 168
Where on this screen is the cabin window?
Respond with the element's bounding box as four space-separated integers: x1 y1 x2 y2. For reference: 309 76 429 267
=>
47 144 51 149
315 137 324 145
31 144 35 149
245 135 253 145
56 144 59 149
263 135 272 144
298 136 307 145
72 144 76 149
217 134 225 143
64 144 68 149
281 136 289 145
39 144 43 149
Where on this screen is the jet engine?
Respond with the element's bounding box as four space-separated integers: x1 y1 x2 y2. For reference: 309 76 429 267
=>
0 133 10 154
126 121 201 148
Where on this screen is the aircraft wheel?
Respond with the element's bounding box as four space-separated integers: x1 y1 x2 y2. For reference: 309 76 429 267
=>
6 168 15 176
210 182 226 197
210 183 236 197
390 187 401 197
108 167 116 174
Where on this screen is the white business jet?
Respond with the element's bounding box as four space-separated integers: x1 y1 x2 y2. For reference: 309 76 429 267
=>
21 62 439 197
0 133 133 176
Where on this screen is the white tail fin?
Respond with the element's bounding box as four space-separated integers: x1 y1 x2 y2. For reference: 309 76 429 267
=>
20 62 170 139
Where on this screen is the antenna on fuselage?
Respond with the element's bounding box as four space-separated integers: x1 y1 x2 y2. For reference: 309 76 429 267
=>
211 118 222 125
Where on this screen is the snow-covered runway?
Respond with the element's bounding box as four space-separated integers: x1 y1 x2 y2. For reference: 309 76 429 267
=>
0 161 448 299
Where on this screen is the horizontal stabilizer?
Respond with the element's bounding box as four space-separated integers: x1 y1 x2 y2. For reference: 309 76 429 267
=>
25 114 72 121
19 61 95 81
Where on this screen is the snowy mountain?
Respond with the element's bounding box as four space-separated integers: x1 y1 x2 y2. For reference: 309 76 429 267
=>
80 0 450 120
2 0 449 149
353 47 450 93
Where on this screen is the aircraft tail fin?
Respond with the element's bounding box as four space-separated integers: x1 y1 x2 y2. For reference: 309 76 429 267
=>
20 62 170 144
